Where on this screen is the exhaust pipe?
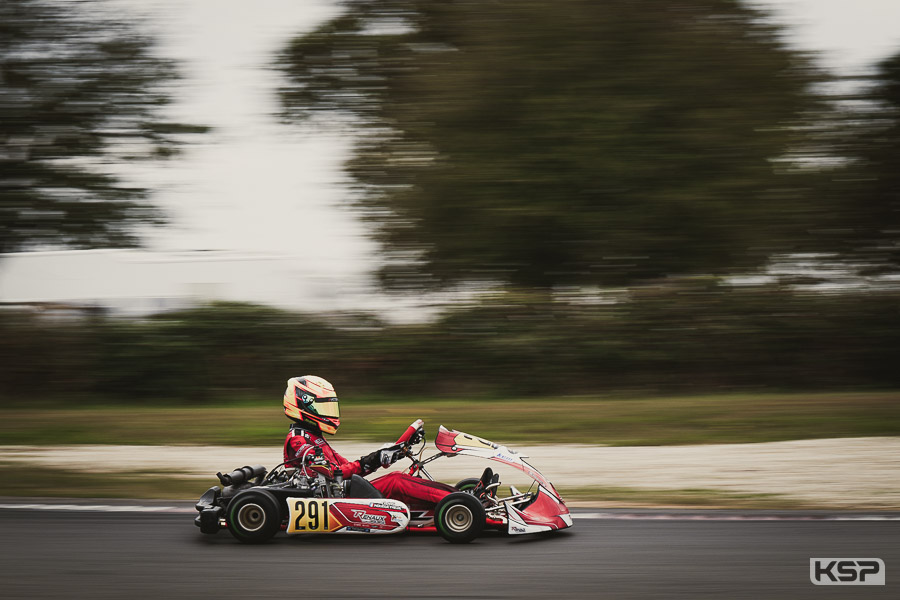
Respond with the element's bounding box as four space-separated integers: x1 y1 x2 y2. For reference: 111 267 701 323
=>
216 464 266 486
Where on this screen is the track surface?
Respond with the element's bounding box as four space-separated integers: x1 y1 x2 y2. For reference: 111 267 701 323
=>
1 503 896 599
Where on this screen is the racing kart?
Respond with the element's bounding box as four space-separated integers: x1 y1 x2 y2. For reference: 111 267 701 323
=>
194 420 572 544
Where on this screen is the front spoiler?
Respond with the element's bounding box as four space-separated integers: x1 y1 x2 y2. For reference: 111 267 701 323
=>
505 485 572 535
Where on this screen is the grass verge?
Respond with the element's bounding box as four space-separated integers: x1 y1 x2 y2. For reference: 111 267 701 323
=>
1 391 898 446
0 463 217 500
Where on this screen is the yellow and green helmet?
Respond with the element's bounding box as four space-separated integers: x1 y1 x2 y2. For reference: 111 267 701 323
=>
283 375 340 434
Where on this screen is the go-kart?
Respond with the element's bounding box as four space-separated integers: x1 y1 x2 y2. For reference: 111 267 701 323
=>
194 420 572 544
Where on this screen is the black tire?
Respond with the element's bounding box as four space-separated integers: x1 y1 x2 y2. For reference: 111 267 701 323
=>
226 490 280 544
454 477 481 492
435 492 485 544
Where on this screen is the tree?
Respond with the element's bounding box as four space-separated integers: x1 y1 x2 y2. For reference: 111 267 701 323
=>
820 52 900 273
0 0 204 254
280 0 826 289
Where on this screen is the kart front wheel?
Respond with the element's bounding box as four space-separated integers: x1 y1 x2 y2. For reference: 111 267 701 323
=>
226 490 280 544
435 492 485 544
454 478 480 492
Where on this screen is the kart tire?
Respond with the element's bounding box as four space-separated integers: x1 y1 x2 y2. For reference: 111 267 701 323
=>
226 490 280 544
435 492 485 544
454 478 481 492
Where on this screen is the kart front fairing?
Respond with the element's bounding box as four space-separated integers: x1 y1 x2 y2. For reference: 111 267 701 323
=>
434 425 572 534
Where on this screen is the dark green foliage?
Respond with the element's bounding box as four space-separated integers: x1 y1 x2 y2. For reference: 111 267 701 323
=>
1 289 897 404
281 0 825 289
814 52 900 272
89 303 342 400
0 0 205 253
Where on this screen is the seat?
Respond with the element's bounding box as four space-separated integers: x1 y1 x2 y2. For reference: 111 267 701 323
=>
345 473 384 499
472 467 500 499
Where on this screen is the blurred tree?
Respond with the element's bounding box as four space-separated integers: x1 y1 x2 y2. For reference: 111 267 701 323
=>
0 0 205 254
281 0 826 289
820 52 900 273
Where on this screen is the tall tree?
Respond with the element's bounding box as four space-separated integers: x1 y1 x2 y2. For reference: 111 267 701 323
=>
823 52 900 273
0 0 202 254
281 0 826 289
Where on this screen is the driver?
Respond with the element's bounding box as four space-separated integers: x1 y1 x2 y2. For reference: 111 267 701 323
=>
282 375 459 510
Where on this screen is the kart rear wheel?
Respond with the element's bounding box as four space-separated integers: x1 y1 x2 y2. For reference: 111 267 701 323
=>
435 492 485 544
226 490 280 544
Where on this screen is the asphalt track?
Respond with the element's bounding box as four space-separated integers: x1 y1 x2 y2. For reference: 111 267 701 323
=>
1 502 897 599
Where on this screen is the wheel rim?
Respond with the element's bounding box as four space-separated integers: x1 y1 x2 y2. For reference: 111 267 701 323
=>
444 504 474 533
236 502 266 532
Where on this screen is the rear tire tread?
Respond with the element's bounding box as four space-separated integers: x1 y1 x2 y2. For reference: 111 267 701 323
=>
226 489 280 544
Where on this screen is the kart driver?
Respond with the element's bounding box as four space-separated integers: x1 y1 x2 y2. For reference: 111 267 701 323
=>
282 375 459 510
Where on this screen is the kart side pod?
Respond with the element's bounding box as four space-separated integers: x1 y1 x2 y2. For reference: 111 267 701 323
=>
285 497 410 535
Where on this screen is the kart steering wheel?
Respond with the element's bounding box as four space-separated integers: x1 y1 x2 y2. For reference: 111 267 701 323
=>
395 419 425 446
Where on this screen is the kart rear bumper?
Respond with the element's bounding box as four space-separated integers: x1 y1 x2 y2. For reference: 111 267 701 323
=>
194 486 224 534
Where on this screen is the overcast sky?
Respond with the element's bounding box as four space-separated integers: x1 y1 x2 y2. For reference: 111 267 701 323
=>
753 0 900 71
7 0 900 315
113 0 369 281
118 0 900 269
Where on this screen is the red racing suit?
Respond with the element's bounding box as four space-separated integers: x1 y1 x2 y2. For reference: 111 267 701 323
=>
283 422 455 510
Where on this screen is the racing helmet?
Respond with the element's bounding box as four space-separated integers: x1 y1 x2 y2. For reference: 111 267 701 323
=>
283 375 340 435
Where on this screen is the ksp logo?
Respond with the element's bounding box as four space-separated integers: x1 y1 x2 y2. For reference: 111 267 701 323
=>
809 558 885 585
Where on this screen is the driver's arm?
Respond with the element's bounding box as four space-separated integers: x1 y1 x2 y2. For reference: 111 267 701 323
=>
322 445 399 478
354 421 421 476
356 444 404 476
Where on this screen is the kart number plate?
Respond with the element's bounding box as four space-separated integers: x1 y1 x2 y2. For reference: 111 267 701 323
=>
287 499 339 533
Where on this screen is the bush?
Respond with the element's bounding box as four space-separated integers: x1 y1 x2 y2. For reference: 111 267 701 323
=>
1 287 897 406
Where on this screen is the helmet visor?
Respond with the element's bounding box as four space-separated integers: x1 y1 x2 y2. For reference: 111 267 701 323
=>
296 389 340 418
311 397 340 418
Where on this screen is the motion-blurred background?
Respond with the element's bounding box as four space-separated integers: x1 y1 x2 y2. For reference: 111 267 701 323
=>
1 0 898 505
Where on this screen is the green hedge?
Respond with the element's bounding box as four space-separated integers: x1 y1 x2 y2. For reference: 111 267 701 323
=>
1 284 898 404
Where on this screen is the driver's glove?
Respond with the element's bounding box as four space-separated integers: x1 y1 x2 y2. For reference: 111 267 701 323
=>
379 444 404 467
359 443 404 475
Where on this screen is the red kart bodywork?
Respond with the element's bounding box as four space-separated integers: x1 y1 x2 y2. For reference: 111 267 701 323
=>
429 425 572 535
198 419 572 543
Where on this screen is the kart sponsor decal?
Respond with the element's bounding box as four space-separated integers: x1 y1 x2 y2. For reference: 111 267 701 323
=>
334 501 410 532
352 510 389 526
368 501 403 511
334 505 394 530
284 498 409 535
